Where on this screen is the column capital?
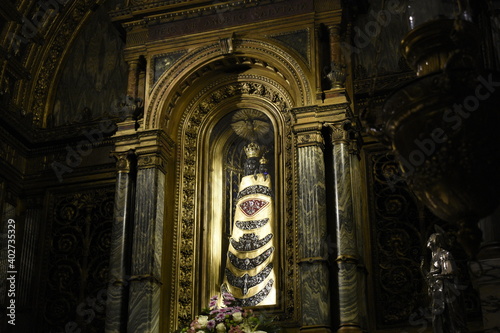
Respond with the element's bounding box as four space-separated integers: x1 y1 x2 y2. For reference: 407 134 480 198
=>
110 149 135 173
324 119 362 154
135 130 174 172
126 59 140 68
327 24 341 40
324 122 351 144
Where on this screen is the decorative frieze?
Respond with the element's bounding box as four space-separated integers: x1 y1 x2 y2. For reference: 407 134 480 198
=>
296 131 325 148
137 153 166 171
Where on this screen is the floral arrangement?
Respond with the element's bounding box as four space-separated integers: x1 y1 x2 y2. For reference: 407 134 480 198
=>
180 293 274 333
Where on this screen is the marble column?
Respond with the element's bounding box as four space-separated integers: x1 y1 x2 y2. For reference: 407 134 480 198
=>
106 150 135 333
326 122 361 333
296 130 331 333
127 152 166 333
16 196 42 332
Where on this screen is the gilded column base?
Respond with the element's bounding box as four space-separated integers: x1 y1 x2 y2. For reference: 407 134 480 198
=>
300 325 332 333
336 324 362 333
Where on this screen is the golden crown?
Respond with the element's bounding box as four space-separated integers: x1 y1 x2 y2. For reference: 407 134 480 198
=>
244 142 261 158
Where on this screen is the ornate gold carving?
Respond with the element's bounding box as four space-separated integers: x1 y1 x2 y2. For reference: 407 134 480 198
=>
137 153 166 170
219 35 234 55
325 122 350 143
29 0 100 127
169 81 299 330
187 77 293 122
244 142 261 158
146 39 312 129
324 118 362 155
110 150 135 173
296 131 324 148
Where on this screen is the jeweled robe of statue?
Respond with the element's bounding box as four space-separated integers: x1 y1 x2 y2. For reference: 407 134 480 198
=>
222 147 276 306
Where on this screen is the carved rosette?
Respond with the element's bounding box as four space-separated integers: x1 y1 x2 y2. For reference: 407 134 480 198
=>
171 78 298 329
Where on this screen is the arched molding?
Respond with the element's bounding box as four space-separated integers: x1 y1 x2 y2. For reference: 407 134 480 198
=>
167 75 300 331
145 38 313 131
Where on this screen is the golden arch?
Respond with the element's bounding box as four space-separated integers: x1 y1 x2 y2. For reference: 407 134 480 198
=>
145 38 313 132
154 39 306 331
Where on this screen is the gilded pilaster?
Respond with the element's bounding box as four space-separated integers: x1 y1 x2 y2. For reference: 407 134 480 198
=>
106 150 135 333
293 107 331 333
325 122 361 333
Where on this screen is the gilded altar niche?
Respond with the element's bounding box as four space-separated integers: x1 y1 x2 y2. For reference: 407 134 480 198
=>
167 76 299 330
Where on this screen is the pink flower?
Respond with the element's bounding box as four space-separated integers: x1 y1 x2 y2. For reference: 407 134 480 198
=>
191 320 201 330
222 293 235 305
242 309 253 318
228 325 243 333
207 320 216 331
215 312 227 322
209 295 219 308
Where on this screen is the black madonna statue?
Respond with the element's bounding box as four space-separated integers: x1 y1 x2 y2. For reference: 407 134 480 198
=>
422 228 468 333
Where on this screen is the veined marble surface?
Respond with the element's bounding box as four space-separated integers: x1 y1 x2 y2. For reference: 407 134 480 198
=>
298 145 330 327
106 172 132 332
332 141 360 330
127 168 165 333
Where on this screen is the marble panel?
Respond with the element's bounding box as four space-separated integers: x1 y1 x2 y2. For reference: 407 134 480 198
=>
332 143 356 257
127 167 165 333
106 172 132 333
297 145 330 327
298 145 328 259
